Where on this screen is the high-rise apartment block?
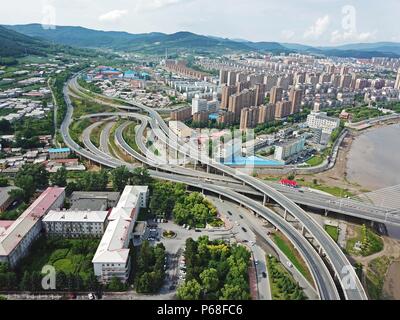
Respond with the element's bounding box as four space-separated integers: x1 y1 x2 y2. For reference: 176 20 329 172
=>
270 86 283 104
395 69 400 90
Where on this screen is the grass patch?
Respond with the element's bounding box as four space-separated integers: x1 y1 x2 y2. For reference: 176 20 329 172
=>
122 123 140 153
366 256 393 300
346 225 384 257
300 180 354 198
324 225 339 242
306 155 324 166
90 121 107 148
71 96 114 119
272 232 313 284
69 118 92 147
266 255 307 300
0 202 28 221
108 121 135 163
18 237 99 281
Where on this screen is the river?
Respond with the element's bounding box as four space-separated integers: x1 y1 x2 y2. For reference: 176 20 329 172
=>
346 124 400 190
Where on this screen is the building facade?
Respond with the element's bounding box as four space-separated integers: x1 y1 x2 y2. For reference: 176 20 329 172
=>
43 210 109 238
92 186 149 284
0 187 65 268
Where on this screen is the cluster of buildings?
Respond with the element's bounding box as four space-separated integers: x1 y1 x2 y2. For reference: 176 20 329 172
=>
86 66 150 81
164 60 208 81
0 98 53 122
94 78 171 109
0 185 149 284
0 146 84 176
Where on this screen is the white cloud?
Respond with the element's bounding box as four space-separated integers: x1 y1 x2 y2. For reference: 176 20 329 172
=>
135 0 188 12
98 9 128 22
304 15 330 39
331 30 377 43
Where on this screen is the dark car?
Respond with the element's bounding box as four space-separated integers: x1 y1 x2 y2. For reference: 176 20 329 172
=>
239 215 244 219
169 285 176 291
262 272 267 278
227 211 233 216
241 227 247 232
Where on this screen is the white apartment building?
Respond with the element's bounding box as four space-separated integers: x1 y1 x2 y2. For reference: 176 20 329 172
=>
307 111 340 134
92 186 149 284
274 138 306 161
0 187 65 268
191 95 208 115
43 210 109 237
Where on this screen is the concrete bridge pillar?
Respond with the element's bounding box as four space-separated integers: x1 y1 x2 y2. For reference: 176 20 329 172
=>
324 209 328 217
284 209 288 221
301 225 307 236
207 165 210 173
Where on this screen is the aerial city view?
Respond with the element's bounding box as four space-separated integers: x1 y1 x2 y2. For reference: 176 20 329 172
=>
0 0 400 306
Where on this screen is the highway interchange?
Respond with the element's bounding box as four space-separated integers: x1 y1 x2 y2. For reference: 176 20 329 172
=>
60 74 375 300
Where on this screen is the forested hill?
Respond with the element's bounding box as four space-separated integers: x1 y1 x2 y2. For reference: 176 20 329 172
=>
0 25 48 58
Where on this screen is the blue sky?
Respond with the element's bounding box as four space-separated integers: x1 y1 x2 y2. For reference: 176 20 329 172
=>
1 0 399 46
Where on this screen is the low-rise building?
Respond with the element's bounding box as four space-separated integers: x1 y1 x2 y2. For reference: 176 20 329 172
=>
69 192 121 211
92 186 149 284
0 187 65 268
307 111 340 134
43 210 109 237
48 148 71 160
274 138 306 162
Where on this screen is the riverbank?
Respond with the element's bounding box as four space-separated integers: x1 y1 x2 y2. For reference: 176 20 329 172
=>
260 118 400 196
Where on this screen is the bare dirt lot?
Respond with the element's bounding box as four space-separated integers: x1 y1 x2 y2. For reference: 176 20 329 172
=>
383 261 400 300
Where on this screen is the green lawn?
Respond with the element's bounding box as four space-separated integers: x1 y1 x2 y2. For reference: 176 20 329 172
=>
324 225 339 242
18 237 99 281
366 256 393 300
306 155 324 166
272 233 313 283
123 123 140 153
71 96 114 119
0 202 29 221
90 121 107 148
266 255 306 300
346 225 384 257
299 180 354 198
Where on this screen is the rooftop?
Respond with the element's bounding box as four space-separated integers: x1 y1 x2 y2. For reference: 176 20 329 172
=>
0 187 65 257
48 148 71 153
43 210 108 223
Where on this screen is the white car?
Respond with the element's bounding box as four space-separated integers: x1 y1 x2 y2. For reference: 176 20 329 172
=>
88 293 95 300
287 262 293 268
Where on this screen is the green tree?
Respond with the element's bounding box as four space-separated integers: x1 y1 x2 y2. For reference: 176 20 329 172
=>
107 277 125 292
51 166 67 187
199 268 219 293
56 271 67 291
177 279 202 300
14 163 49 201
130 167 152 186
12 175 35 202
220 283 250 300
0 176 8 187
111 166 132 192
20 271 30 291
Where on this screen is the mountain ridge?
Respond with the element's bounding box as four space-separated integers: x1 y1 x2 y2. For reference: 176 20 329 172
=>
3 24 400 58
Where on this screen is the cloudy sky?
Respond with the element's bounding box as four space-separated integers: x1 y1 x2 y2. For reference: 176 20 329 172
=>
1 0 399 46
